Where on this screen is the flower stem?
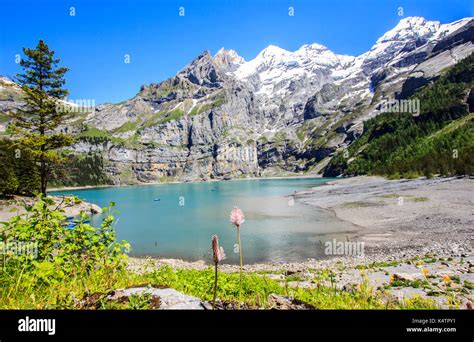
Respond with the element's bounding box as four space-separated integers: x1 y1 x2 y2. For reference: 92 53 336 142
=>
213 262 218 310
237 226 243 309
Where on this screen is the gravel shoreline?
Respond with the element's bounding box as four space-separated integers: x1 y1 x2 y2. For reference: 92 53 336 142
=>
295 176 473 259
128 241 472 274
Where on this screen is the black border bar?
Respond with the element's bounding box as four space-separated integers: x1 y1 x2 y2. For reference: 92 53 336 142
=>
0 310 472 338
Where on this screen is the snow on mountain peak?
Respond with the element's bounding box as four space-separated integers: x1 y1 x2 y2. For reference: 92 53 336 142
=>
214 48 245 71
215 48 245 62
360 16 446 69
233 45 290 80
297 43 332 54
231 42 351 97
233 43 345 80
258 44 290 58
433 17 474 41
228 16 471 98
376 16 440 44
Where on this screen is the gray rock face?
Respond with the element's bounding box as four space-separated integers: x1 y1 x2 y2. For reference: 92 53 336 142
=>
303 94 327 120
1 17 473 182
0 77 23 133
399 41 473 98
107 287 208 309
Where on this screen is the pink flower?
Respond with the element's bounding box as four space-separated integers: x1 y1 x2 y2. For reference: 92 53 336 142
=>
229 207 245 227
218 246 226 262
212 235 226 264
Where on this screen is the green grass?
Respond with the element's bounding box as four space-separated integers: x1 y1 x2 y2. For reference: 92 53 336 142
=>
189 98 226 116
189 106 200 116
114 120 140 133
0 113 10 124
153 85 178 98
421 256 438 263
307 136 326 149
296 129 305 141
380 193 402 199
157 176 177 183
212 98 225 108
80 126 109 139
158 109 185 124
0 263 439 310
285 274 306 282
355 260 401 270
79 126 125 144
412 197 429 202
341 201 381 208
273 131 287 146
464 280 474 290
142 111 168 128
386 278 431 289
140 108 186 128
379 194 428 202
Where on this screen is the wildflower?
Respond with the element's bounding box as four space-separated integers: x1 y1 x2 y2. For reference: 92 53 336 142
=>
211 235 226 309
390 274 395 283
442 275 451 284
421 269 429 277
230 206 245 308
212 235 226 264
229 207 245 227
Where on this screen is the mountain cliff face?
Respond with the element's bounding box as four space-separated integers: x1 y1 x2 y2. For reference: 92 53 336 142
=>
1 16 473 184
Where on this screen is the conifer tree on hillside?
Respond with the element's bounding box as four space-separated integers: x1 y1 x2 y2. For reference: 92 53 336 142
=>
13 40 74 196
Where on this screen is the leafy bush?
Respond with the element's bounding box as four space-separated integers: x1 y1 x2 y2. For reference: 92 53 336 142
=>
0 196 130 293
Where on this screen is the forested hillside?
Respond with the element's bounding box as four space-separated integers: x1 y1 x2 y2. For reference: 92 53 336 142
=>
324 53 474 178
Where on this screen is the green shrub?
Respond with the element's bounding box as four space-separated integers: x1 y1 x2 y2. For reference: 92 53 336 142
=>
0 197 130 300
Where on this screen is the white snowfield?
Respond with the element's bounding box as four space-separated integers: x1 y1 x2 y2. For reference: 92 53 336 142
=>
218 16 473 99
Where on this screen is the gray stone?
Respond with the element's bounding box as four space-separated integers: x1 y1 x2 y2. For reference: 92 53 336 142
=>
392 272 424 282
107 287 207 310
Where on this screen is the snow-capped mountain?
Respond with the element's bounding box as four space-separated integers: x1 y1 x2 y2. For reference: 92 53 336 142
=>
233 43 351 94
1 16 473 183
226 16 472 119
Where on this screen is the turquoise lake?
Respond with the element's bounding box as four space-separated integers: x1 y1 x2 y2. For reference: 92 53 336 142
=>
53 178 358 264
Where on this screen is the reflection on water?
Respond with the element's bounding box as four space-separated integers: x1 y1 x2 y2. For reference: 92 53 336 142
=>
53 178 358 263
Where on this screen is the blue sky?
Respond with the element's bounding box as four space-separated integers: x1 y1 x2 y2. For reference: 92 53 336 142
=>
0 0 472 104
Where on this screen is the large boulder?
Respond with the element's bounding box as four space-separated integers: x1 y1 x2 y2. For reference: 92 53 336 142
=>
107 287 208 310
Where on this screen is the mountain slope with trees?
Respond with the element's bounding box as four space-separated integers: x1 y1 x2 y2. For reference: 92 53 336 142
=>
324 53 474 178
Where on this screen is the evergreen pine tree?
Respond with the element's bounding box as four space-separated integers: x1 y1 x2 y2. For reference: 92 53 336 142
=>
13 40 74 196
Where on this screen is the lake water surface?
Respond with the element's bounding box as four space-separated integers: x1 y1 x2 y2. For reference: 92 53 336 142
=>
53 178 358 264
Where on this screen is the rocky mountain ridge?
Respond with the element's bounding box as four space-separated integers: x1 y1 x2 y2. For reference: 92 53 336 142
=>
1 16 473 185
